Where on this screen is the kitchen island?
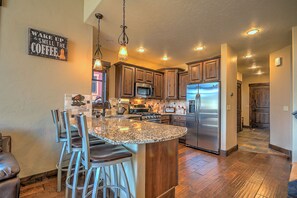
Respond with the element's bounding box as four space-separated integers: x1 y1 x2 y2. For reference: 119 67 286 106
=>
85 117 187 198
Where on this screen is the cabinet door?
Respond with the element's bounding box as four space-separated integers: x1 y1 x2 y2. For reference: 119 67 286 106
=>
135 68 145 83
154 72 163 99
179 72 189 99
203 59 220 82
145 71 154 84
188 63 203 83
121 65 135 97
165 70 178 100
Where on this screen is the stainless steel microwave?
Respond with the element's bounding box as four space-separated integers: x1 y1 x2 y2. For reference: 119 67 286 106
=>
135 83 153 98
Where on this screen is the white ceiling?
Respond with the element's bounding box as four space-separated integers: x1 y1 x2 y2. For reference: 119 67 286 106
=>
86 0 297 75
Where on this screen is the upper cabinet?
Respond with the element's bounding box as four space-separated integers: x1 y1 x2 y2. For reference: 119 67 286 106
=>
153 72 163 99
115 63 135 98
179 71 189 99
160 68 184 100
188 62 203 83
187 57 220 83
203 58 220 82
135 68 154 84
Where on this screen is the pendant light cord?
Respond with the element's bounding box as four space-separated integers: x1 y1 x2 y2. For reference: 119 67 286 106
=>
95 14 103 59
118 0 129 46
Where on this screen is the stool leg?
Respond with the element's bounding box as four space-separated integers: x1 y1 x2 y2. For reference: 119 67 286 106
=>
120 162 131 198
103 167 107 198
83 167 93 197
65 151 76 198
72 151 81 198
113 165 118 198
57 142 67 192
92 167 101 198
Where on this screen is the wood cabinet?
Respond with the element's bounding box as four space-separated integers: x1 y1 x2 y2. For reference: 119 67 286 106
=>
154 72 163 99
164 69 179 100
179 72 189 99
135 68 154 84
161 115 171 125
187 57 220 83
115 64 135 98
203 58 220 82
188 62 203 83
171 115 186 126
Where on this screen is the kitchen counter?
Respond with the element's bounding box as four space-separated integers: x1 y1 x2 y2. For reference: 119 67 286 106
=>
160 113 186 116
86 117 187 144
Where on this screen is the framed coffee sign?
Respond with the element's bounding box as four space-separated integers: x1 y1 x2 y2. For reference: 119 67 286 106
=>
28 28 68 61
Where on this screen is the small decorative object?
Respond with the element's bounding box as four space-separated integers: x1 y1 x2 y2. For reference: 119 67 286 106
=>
71 94 86 107
275 57 282 67
118 0 129 61
64 94 92 118
28 28 68 61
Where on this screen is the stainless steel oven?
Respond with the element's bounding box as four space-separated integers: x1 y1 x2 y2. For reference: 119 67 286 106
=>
135 83 153 98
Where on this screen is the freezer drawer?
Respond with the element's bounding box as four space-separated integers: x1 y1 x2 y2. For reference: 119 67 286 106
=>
186 115 198 147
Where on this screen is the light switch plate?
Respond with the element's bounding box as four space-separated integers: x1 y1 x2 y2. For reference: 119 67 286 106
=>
275 57 282 67
283 106 289 111
227 105 231 111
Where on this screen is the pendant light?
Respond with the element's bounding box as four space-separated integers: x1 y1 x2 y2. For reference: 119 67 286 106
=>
118 0 129 61
93 13 103 70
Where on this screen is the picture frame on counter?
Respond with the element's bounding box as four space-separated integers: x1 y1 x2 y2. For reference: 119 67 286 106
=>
28 28 68 61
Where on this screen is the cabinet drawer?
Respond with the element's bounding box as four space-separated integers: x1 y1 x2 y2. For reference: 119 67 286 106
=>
172 115 186 121
161 115 170 120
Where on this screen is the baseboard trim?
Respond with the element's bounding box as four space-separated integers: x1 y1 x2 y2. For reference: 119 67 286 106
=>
269 143 292 160
20 169 57 186
220 145 238 157
242 125 250 128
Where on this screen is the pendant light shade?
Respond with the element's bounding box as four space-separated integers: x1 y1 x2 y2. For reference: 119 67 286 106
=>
93 13 103 70
118 0 129 61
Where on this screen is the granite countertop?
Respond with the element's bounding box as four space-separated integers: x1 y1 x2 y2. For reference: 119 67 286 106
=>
85 117 187 145
105 114 141 119
160 113 187 116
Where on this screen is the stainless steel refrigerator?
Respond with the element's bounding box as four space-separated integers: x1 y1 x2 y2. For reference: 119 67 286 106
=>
186 82 220 154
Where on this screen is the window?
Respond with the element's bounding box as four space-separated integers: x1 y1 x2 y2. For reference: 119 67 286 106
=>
92 70 106 102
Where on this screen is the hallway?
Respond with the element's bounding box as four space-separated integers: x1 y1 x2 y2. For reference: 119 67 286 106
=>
238 128 286 157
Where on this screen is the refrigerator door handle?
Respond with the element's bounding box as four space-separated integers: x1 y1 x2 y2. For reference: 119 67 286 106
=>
195 93 201 123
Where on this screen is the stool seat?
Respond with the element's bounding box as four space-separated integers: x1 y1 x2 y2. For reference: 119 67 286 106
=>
89 144 132 163
71 137 105 148
60 131 79 139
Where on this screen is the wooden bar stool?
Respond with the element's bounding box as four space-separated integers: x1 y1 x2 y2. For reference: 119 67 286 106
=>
76 114 132 198
51 109 80 192
61 111 106 198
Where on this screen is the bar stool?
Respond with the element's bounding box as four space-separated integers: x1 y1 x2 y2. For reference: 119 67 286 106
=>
51 109 80 192
61 111 106 198
76 114 132 198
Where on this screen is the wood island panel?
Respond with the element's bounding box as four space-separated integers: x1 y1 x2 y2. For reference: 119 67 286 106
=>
145 139 178 198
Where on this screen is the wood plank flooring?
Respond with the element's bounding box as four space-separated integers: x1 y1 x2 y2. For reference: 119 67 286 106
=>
20 144 290 198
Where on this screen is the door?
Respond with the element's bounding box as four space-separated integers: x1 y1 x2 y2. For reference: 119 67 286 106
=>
197 82 220 153
189 63 203 83
154 73 163 99
121 65 135 97
135 68 145 83
179 72 189 99
237 81 242 132
145 71 154 84
249 83 270 129
186 84 199 147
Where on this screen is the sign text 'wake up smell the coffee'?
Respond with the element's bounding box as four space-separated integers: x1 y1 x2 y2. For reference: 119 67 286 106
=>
28 28 68 61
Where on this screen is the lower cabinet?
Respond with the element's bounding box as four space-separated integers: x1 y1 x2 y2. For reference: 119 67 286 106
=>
161 115 171 125
161 115 186 143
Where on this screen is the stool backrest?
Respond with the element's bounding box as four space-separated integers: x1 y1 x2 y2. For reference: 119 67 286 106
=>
51 109 61 143
61 111 73 153
76 114 91 170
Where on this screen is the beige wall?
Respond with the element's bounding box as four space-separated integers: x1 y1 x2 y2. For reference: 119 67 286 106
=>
292 27 297 161
221 44 237 151
241 74 270 126
270 45 292 150
0 0 93 177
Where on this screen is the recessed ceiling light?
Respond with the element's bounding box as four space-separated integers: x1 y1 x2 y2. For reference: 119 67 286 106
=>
194 46 204 51
256 70 264 75
248 64 261 69
162 55 169 61
137 47 145 53
247 28 260 35
244 54 253 58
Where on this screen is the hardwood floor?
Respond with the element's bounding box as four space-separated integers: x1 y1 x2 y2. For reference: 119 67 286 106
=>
20 144 290 198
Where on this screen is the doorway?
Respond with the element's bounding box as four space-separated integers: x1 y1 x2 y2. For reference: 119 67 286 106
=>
237 81 242 132
249 83 270 129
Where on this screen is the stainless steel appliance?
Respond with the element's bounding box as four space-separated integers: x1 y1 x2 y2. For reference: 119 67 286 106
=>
186 82 220 154
135 83 153 98
129 104 161 123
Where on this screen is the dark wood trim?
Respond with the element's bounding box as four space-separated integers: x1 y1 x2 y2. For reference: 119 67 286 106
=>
269 143 292 160
243 125 250 128
249 82 270 87
157 187 175 198
158 68 185 72
20 169 57 186
186 55 221 65
114 61 164 74
237 80 242 84
220 145 238 157
0 0 2 6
